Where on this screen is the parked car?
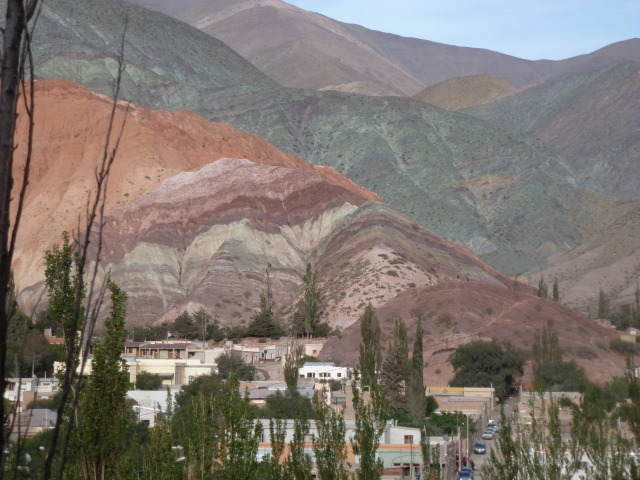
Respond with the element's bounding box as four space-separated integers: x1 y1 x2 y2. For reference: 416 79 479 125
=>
474 440 487 454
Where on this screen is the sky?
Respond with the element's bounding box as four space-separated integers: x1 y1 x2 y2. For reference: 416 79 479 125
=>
285 0 639 60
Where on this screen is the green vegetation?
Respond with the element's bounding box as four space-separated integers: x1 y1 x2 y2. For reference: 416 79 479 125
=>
449 339 525 400
136 371 164 390
358 304 382 388
215 351 256 380
380 317 409 412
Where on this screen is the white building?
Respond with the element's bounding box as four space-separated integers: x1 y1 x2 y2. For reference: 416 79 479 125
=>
298 362 351 380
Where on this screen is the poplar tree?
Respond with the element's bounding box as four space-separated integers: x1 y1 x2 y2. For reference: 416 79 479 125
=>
284 344 303 391
293 263 322 337
288 415 313 480
351 380 388 480
380 317 409 413
79 281 131 480
552 278 560 301
359 304 381 388
537 275 548 298
407 312 426 423
313 396 350 480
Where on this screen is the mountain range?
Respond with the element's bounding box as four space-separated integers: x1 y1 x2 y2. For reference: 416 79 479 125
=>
129 0 640 96
2 0 638 382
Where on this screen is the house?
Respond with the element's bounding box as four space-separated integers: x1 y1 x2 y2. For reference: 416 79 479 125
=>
299 362 351 380
8 409 57 441
4 376 59 411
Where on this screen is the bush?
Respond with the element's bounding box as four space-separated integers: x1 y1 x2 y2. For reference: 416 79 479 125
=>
135 371 163 390
610 338 638 356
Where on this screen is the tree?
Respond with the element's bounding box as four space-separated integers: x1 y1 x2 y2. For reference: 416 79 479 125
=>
359 304 381 388
0 0 39 461
263 417 287 480
247 264 284 338
537 274 548 298
406 311 426 423
136 371 163 390
142 392 182 480
351 380 388 480
284 344 303 391
380 317 409 413
293 263 322 337
598 288 610 319
313 396 350 480
216 351 256 380
79 281 131 480
287 415 313 480
171 311 199 339
449 340 524 400
552 277 560 302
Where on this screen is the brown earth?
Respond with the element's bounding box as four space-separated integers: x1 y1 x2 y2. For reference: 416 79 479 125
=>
413 74 516 110
11 78 377 297
319 282 626 386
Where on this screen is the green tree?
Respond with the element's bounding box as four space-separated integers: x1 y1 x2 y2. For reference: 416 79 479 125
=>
359 304 381 388
142 392 182 480
351 380 388 480
216 351 256 380
552 277 560 302
313 396 350 480
79 281 131 480
171 311 199 339
598 288 610 319
284 344 303 391
537 275 548 298
247 264 284 338
135 371 163 390
407 312 426 423
380 317 409 413
449 340 524 400
263 417 287 480
293 263 322 337
214 376 263 480
287 415 313 480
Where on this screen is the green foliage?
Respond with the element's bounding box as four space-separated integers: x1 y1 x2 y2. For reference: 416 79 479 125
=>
426 411 476 436
142 392 182 480
351 381 388 480
136 371 163 390
610 338 639 355
45 231 85 354
287 415 313 480
537 274 548 298
552 277 560 301
449 339 525 400
216 351 256 380
293 263 322 337
598 288 610 319
171 310 199 339
359 304 381 388
380 317 409 413
537 360 589 392
259 390 314 420
313 395 350 480
79 281 132 480
133 324 168 341
284 345 303 391
407 311 426 423
247 263 285 338
262 417 287 480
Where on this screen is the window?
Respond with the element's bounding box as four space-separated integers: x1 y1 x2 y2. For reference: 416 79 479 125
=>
337 372 342 378
188 376 195 384
404 435 414 444
313 350 318 354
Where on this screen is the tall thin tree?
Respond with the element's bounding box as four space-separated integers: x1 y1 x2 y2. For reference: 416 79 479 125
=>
359 304 381 388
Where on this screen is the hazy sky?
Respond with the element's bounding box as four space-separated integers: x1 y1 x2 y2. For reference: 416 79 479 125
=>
286 0 639 60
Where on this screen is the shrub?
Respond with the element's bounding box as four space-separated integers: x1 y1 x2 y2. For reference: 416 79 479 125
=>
610 338 638 356
135 371 163 390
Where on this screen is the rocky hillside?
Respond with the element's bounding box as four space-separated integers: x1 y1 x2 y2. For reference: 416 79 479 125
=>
319 282 626 385
128 0 640 94
18 0 589 278
464 61 640 197
13 79 376 309
464 61 640 310
414 74 516 110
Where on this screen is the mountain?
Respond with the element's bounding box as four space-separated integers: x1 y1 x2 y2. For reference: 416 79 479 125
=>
464 61 640 197
13 79 376 311
17 0 590 278
319 282 626 385
128 0 640 95
463 61 640 310
414 74 517 110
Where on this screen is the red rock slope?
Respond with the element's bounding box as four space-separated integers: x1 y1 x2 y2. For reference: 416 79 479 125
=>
11 78 377 297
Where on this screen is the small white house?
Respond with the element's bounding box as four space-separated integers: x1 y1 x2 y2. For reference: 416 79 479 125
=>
298 362 351 380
